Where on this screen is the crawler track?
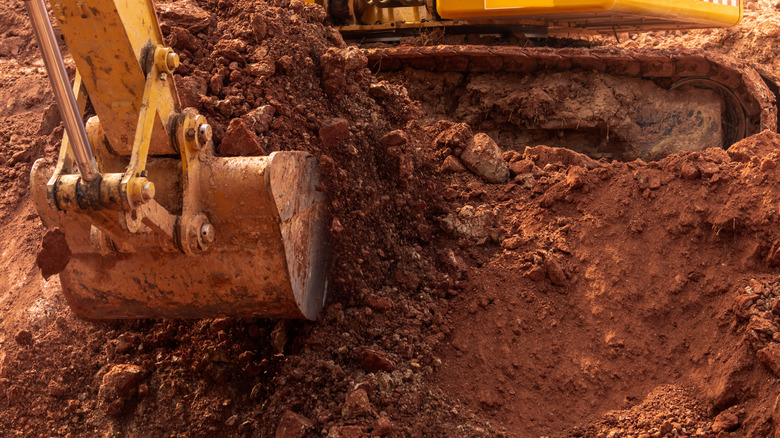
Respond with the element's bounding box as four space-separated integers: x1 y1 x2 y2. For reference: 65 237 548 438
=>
365 45 780 157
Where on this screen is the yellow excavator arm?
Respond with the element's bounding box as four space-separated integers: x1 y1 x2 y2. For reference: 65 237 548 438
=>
27 0 328 320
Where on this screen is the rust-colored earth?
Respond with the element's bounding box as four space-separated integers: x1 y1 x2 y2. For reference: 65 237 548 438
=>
3 0 780 436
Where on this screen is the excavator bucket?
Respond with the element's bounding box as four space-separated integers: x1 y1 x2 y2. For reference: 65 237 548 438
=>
31 152 328 320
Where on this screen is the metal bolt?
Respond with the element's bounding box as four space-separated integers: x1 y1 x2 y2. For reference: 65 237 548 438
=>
197 123 212 144
141 181 155 201
199 223 215 244
159 72 167 81
166 51 180 71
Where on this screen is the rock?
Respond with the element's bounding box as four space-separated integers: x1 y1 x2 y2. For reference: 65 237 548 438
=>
14 330 33 346
698 161 720 178
545 257 568 287
659 421 673 435
459 133 510 183
156 0 212 33
680 161 700 180
357 347 396 373
174 75 207 109
38 102 61 135
761 158 776 171
220 118 265 156
250 384 263 400
501 235 524 250
509 159 535 175
48 380 66 398
373 417 393 436
524 265 546 282
225 414 239 427
36 228 71 280
99 364 145 400
248 61 275 78
319 118 350 149
711 411 740 432
566 166 586 190
439 155 467 173
757 344 780 376
341 388 373 419
251 14 267 41
380 130 408 146
320 48 347 96
168 26 202 53
524 145 602 169
433 123 473 151
727 130 780 162
115 333 138 354
242 105 276 134
0 36 24 57
365 294 393 313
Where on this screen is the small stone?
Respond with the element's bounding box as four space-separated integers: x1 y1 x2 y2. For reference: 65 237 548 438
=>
698 161 720 178
373 417 393 436
659 421 673 435
365 294 393 312
248 62 275 78
459 133 510 183
319 118 350 149
48 380 66 398
357 348 396 373
380 130 408 146
220 118 265 156
545 257 568 287
341 388 373 420
225 415 239 427
156 0 212 33
509 159 534 175
439 155 468 173
761 158 776 171
566 166 586 190
501 236 524 250
757 343 780 376
36 228 71 280
250 384 263 400
251 14 267 41
115 332 138 354
680 161 700 180
711 411 740 432
14 330 33 346
39 102 61 136
524 265 546 282
99 364 145 401
242 105 276 134
433 123 472 151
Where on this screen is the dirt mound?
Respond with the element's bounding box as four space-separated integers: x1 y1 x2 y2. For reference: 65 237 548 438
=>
4 0 780 436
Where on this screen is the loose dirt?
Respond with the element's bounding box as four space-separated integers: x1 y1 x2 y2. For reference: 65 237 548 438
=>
3 0 780 436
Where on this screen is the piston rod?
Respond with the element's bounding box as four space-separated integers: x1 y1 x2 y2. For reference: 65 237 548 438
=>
25 0 100 182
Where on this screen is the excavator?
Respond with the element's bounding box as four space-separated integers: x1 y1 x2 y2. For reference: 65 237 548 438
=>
26 0 777 320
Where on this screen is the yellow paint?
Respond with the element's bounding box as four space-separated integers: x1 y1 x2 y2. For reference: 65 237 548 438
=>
436 0 741 28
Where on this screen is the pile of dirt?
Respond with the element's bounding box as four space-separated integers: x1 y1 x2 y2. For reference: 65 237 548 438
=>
4 0 780 437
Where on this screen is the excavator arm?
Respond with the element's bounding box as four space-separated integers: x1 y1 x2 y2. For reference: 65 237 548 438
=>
27 0 328 319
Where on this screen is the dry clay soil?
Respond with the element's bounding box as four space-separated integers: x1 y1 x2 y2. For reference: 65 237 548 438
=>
4 0 780 436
